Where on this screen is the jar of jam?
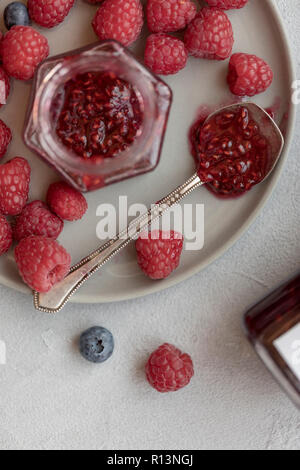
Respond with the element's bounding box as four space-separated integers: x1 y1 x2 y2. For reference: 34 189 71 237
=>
24 41 172 192
244 272 300 408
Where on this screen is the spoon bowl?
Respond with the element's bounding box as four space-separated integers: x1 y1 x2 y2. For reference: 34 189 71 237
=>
205 102 284 182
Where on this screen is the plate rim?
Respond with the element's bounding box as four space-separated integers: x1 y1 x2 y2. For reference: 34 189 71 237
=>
0 0 297 305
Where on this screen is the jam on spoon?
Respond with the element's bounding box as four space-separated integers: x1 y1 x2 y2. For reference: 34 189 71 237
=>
55 71 144 161
192 106 270 198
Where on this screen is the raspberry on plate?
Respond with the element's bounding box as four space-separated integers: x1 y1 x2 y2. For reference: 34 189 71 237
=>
184 7 234 60
47 181 88 221
15 236 71 293
0 119 12 159
14 200 64 241
0 67 11 108
227 53 274 97
145 34 188 75
1 26 49 81
0 214 12 256
92 0 143 46
206 0 249 9
0 157 31 216
28 0 75 29
146 343 194 393
136 230 183 280
147 0 197 34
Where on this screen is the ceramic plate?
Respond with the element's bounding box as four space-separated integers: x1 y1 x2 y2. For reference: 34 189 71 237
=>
0 0 296 304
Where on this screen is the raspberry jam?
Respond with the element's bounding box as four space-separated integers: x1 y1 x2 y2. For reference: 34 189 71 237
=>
54 71 143 161
244 273 300 409
23 41 172 192
192 106 270 198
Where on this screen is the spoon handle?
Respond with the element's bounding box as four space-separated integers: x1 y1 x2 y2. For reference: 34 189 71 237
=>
34 173 203 313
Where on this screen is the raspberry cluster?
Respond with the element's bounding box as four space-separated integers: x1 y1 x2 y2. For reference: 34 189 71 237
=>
0 0 272 86
0 144 87 292
0 112 87 292
90 0 272 95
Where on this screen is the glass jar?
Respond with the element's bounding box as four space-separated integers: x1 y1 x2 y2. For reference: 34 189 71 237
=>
24 41 172 192
244 272 300 408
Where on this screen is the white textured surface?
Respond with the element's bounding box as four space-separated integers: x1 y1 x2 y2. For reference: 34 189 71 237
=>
0 0 299 451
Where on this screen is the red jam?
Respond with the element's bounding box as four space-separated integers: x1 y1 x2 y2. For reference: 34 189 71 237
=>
55 71 144 161
191 106 270 198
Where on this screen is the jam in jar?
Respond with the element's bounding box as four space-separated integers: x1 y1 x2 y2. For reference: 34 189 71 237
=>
24 41 172 192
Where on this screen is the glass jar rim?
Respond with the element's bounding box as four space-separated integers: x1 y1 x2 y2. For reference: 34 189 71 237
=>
34 43 162 176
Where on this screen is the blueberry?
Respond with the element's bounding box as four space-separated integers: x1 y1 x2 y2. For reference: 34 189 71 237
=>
4 2 30 30
79 327 114 364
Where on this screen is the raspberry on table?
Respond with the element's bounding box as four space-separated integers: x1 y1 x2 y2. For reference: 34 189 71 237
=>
184 7 234 60
146 343 194 393
0 214 12 256
92 0 144 46
145 34 188 75
0 119 12 158
0 67 10 107
0 26 49 81
147 0 197 34
227 53 274 97
15 236 71 293
135 230 184 280
206 0 249 9
0 157 31 216
27 0 75 29
47 181 88 221
14 200 64 241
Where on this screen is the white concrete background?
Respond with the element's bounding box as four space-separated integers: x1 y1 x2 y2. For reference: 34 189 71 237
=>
0 0 299 451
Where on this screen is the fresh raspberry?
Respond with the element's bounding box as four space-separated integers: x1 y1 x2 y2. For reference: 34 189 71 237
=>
0 157 31 216
14 200 64 242
15 236 71 293
1 26 49 80
147 0 197 34
136 230 183 280
85 0 103 3
227 53 274 97
146 343 194 393
47 181 88 221
92 0 143 46
206 0 248 9
0 214 12 256
0 67 10 108
0 119 12 159
145 34 188 75
184 7 234 60
28 0 75 29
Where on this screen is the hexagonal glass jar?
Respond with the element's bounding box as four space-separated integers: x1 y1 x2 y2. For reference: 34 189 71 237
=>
23 41 172 192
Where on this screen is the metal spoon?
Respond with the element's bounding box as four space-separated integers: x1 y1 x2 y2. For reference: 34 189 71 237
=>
34 102 284 313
